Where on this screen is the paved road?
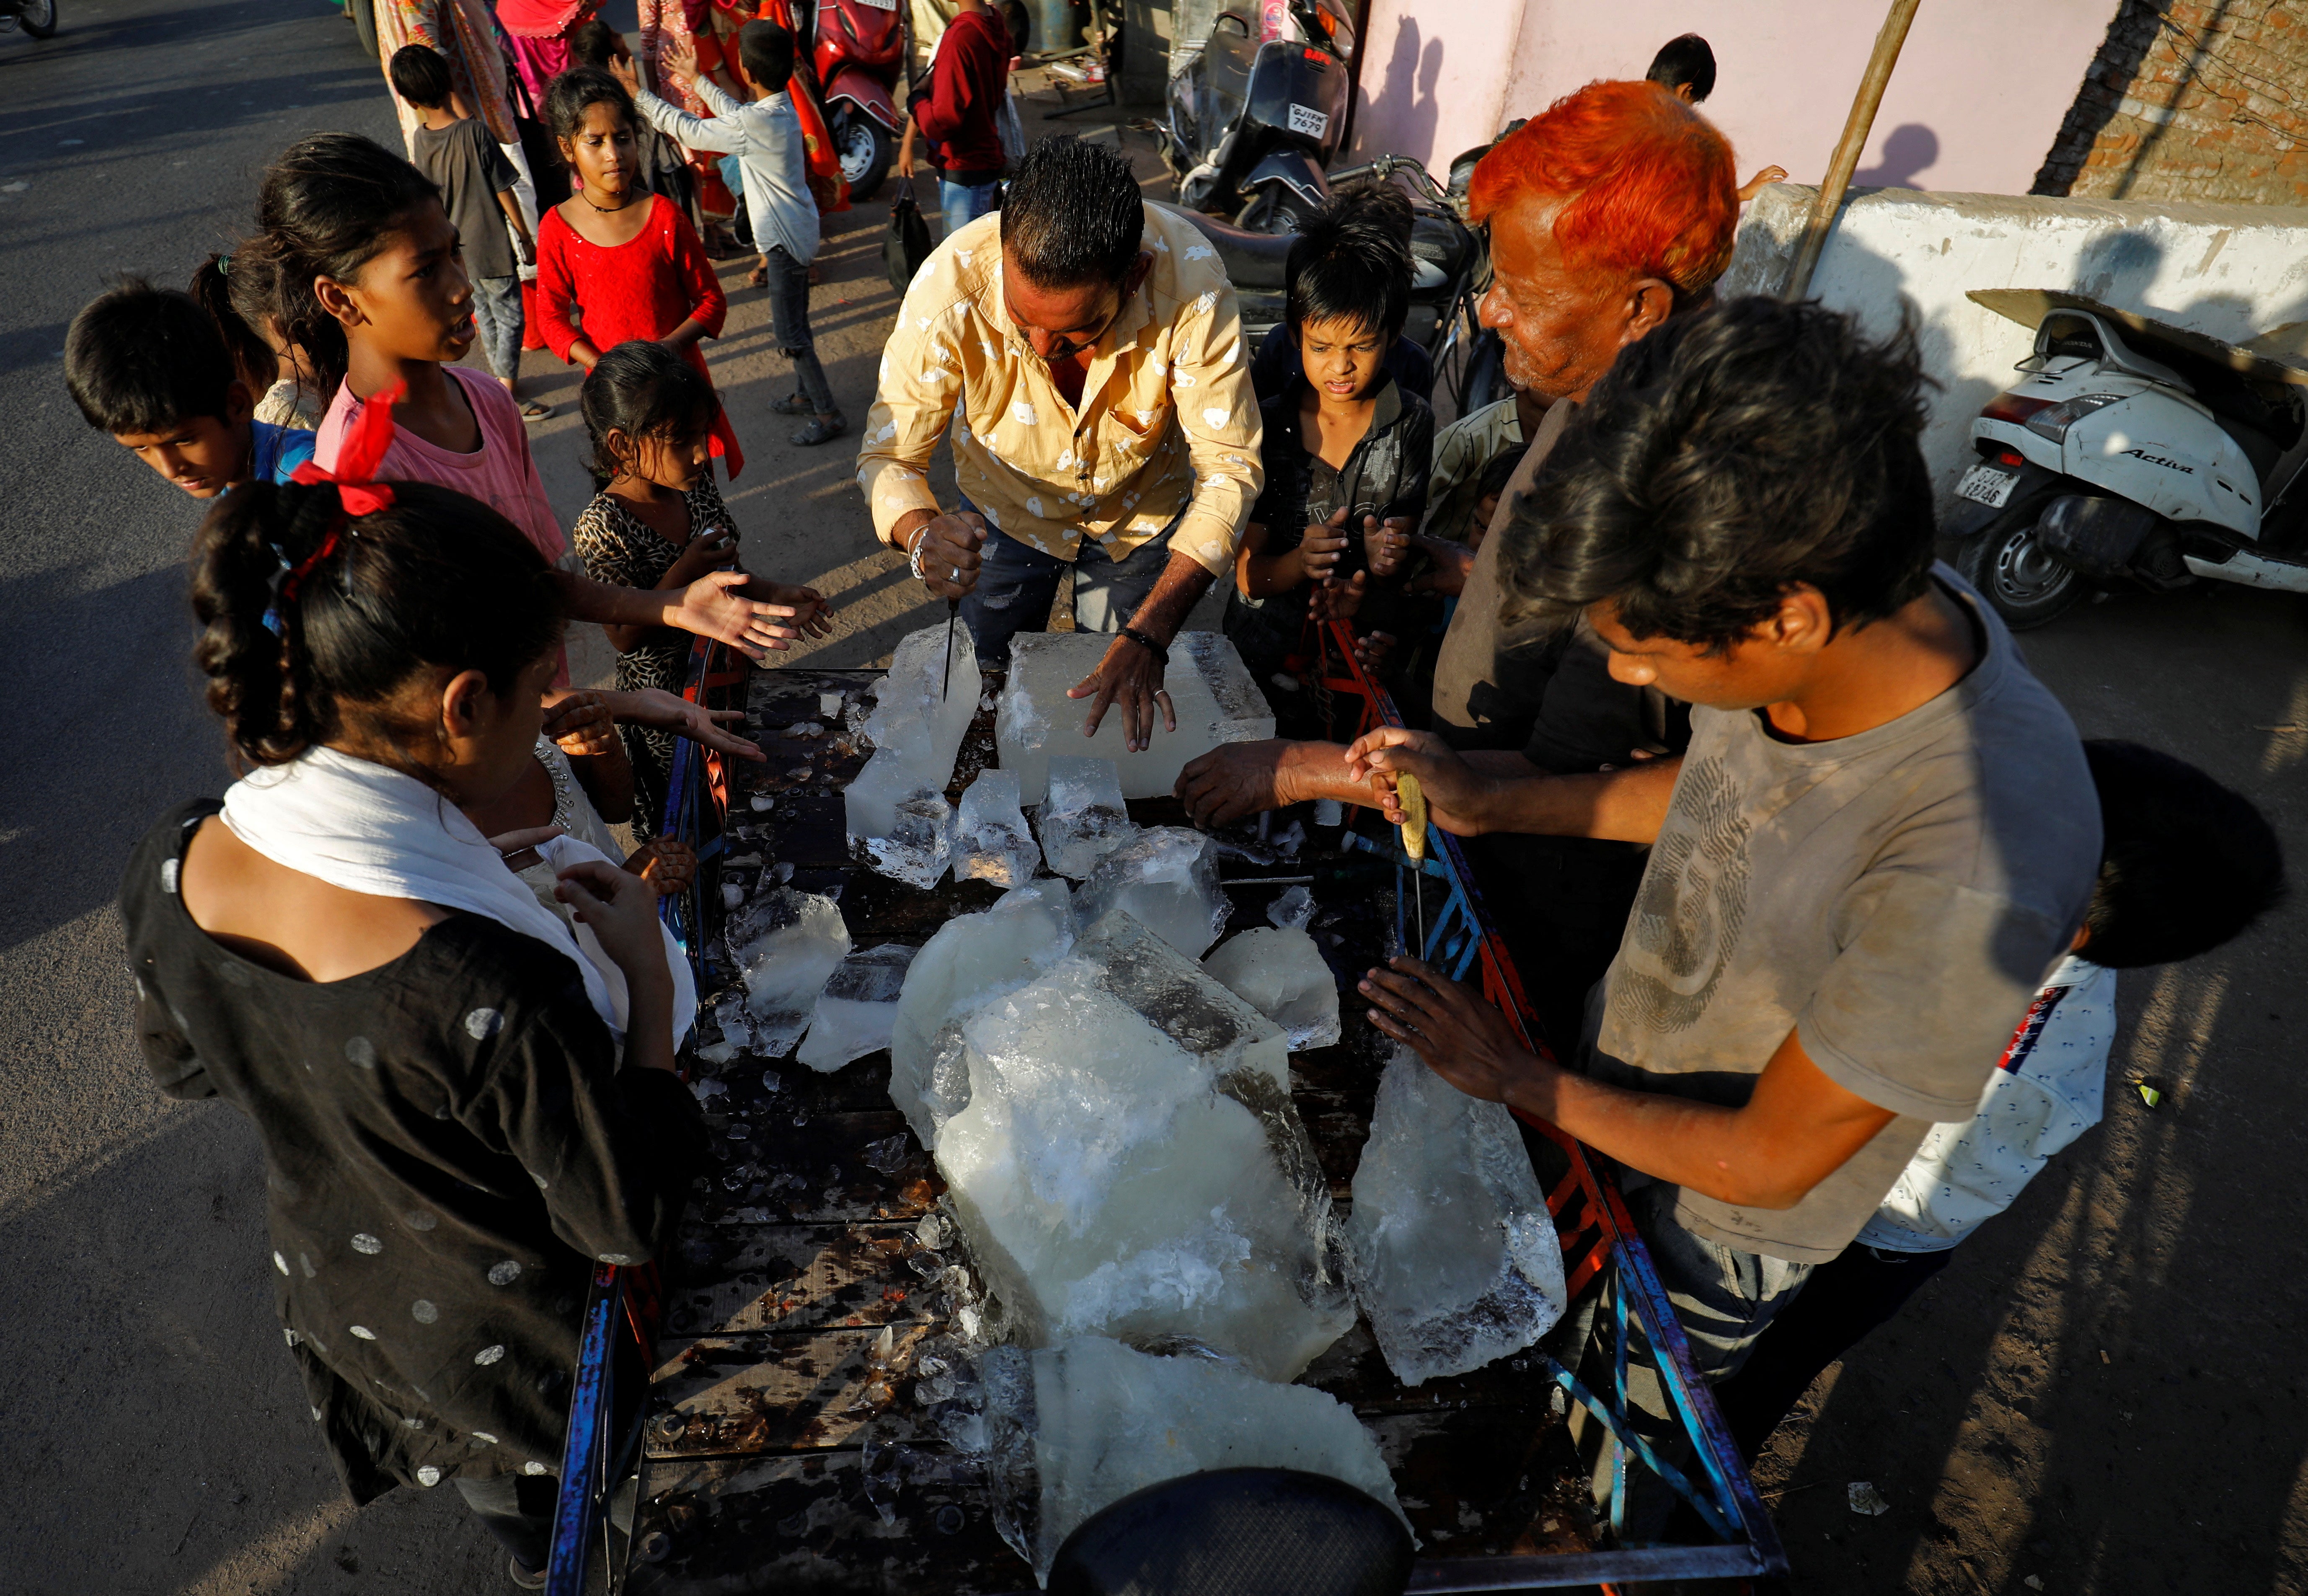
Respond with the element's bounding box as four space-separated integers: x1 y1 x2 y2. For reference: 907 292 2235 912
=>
4 3 2306 1593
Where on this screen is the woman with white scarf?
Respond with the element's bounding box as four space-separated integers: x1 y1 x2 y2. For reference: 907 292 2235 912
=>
118 405 707 1588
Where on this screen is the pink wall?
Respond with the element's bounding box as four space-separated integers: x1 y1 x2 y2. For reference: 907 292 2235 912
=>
1349 0 2120 198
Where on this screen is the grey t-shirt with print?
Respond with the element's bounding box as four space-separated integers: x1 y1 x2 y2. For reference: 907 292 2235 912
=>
1582 571 2101 1264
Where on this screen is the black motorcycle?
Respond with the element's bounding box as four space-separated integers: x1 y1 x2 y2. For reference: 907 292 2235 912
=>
1158 153 1504 417
0 0 59 38
1158 0 1356 234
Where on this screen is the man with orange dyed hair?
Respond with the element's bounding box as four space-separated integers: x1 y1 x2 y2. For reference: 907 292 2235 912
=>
1178 79 1739 1046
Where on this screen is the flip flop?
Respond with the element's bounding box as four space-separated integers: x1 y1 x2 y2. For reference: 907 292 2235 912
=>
520 400 553 421
768 393 814 416
791 413 847 447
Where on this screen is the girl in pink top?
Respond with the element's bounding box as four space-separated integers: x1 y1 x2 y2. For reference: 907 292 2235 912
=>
252 132 807 661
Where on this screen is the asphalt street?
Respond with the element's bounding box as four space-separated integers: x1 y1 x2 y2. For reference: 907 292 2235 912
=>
2 3 2306 1593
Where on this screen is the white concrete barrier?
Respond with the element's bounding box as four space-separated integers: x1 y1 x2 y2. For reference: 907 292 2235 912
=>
1721 185 2308 513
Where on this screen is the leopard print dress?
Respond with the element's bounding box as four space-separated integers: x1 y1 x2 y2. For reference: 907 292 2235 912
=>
570 474 738 839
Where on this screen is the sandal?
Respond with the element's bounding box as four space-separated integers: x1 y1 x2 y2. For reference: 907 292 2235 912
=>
519 400 553 421
768 393 814 416
790 413 847 447
746 262 769 289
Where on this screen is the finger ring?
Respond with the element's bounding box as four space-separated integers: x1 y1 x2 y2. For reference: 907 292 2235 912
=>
950 566 959 583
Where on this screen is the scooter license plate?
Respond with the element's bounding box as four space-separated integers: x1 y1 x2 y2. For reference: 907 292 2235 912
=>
1287 103 1331 139
1956 464 2018 508
853 0 897 9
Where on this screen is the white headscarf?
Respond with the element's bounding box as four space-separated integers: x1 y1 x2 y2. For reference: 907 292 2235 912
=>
219 745 695 1053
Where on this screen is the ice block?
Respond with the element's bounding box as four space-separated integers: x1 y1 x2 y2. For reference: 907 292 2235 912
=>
729 888 850 1056
955 769 1042 888
997 630 1274 804
1202 926 1339 1050
1073 828 1228 958
848 621 984 884
795 943 920 1072
1033 757 1136 881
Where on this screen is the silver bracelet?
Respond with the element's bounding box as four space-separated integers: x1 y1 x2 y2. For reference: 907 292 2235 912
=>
906 524 931 581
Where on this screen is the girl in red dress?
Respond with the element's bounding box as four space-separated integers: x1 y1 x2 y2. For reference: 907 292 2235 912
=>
535 67 746 478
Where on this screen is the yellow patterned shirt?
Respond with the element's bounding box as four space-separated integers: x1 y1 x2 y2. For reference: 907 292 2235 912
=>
855 205 1262 578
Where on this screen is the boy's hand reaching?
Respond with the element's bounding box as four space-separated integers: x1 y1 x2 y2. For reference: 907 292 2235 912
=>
543 691 620 758
1363 514 1412 579
607 54 644 97
1290 505 1351 588
660 32 700 88
1310 568 1368 624
743 579 834 640
668 570 807 658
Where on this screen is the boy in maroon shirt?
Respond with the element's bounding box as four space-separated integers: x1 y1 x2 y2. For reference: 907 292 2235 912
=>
897 0 1013 234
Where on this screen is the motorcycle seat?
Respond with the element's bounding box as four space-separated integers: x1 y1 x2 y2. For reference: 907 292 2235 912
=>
1151 201 1293 290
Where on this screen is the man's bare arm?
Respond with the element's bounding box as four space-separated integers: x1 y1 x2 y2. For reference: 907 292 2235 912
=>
1346 727 1681 844
1360 960 1897 1209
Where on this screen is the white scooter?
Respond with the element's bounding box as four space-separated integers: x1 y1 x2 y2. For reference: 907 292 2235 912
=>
1946 290 2308 629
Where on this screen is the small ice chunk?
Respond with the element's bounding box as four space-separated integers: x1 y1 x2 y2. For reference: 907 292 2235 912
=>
712 995 755 1052
721 883 743 909
936 912 1352 1380
977 1337 1403 1584
862 784 954 890
1201 927 1339 1050
819 690 845 717
955 770 1042 888
1034 757 1135 881
730 889 851 1056
1267 883 1315 930
1074 828 1227 958
997 631 1274 805
887 881 1076 1145
796 943 922 1072
1344 1045 1566 1386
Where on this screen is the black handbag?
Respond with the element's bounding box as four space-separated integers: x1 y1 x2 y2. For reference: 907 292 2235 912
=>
885 190 934 297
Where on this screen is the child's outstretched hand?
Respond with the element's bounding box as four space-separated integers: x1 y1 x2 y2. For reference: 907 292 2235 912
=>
666 525 739 586
669 570 807 658
543 691 620 758
613 686 767 762
1363 514 1412 579
1311 568 1369 624
744 579 834 640
625 837 697 897
1291 505 1352 589
659 32 700 87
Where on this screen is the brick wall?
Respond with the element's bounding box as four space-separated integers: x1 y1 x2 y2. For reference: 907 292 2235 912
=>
2033 0 2308 207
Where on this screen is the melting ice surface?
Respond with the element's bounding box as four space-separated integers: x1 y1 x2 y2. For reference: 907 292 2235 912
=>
1033 757 1136 881
1073 827 1228 959
1267 883 1315 930
730 888 850 1057
1345 1045 1566 1386
997 631 1274 804
934 912 1354 1382
847 621 984 884
1202 927 1339 1050
795 943 920 1072
954 769 1041 888
977 1336 1403 1586
886 880 1077 1146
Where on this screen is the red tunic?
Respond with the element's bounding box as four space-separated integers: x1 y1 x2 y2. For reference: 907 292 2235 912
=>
535 193 745 478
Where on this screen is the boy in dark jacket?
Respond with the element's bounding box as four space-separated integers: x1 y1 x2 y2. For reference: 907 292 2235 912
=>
897 0 1012 234
1225 191 1432 697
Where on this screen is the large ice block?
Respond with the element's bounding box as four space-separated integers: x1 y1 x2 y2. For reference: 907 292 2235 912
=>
1345 1045 1566 1386
935 912 1354 1381
955 769 1041 888
1073 828 1228 958
1202 927 1340 1050
848 621 983 883
1033 757 1136 881
730 888 851 1056
887 880 1077 1146
998 631 1274 804
796 942 920 1072
978 1336 1403 1586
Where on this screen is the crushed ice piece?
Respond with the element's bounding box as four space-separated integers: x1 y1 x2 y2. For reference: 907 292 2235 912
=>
796 943 921 1072
1312 797 1343 826
861 1132 914 1175
917 1214 949 1249
694 1041 737 1065
976 1337 1403 1583
1074 828 1228 958
1344 1045 1566 1386
1201 927 1339 1050
721 883 744 909
788 766 814 780
997 631 1274 805
784 721 823 737
1033 757 1135 881
936 912 1352 1379
771 863 794 884
1272 818 1305 858
819 691 845 717
690 1077 727 1101
712 996 755 1051
955 770 1041 888
730 889 851 1056
1267 883 1315 930
750 793 773 811
888 880 1077 1146
977 692 996 712
726 853 765 868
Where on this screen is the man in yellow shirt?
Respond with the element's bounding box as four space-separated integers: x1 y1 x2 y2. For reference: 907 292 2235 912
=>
855 135 1262 752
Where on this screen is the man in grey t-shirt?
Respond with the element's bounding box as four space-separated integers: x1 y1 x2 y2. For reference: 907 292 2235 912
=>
1352 302 2099 1492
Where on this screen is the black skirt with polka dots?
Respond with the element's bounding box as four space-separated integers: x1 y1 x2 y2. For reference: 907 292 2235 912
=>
120 801 708 1503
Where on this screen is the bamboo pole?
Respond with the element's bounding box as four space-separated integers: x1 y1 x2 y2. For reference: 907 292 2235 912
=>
1781 0 1923 302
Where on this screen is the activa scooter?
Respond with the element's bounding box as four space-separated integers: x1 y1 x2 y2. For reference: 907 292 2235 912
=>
1 0 58 36
1160 0 1355 233
1946 290 2308 628
805 0 905 200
